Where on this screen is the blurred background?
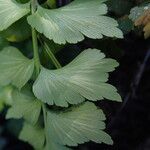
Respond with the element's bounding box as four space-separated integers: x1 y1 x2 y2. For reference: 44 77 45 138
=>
1 0 150 149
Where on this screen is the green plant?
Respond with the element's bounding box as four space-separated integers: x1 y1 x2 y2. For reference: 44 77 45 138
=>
0 0 123 149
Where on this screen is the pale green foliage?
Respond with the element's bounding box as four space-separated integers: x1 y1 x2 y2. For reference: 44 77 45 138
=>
0 46 34 89
6 89 41 125
0 0 30 31
33 49 121 107
20 121 71 150
27 0 123 44
19 122 45 150
45 141 71 150
47 102 113 146
0 0 123 149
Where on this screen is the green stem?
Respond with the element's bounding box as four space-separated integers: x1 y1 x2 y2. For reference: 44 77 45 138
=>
37 36 62 69
31 0 40 76
44 42 62 69
31 0 38 13
42 104 47 126
42 104 50 148
31 1 49 147
32 29 40 75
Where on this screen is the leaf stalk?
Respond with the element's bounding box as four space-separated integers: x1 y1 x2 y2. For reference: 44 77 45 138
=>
31 0 40 76
44 41 62 69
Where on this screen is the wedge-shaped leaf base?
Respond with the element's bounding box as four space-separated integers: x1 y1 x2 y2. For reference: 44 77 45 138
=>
33 49 121 107
0 46 34 89
20 122 71 150
27 0 123 44
19 122 45 150
0 0 30 31
45 139 71 150
47 102 113 146
6 89 41 125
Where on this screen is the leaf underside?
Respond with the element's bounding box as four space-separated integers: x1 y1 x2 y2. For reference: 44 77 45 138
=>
45 139 71 150
19 122 45 150
27 0 123 44
33 49 121 107
0 1 123 149
0 46 34 89
6 89 41 125
0 0 30 31
47 102 113 146
20 122 71 150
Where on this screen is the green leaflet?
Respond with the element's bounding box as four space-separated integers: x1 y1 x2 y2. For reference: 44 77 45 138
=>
0 0 30 31
19 122 45 150
6 89 42 125
47 102 113 146
27 0 123 44
0 46 34 89
129 4 150 21
45 140 71 150
33 49 121 107
19 122 70 150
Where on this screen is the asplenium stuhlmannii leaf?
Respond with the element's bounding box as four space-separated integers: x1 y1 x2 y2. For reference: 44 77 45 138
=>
19 122 70 150
6 89 41 125
0 46 34 89
27 0 123 44
47 102 113 146
45 140 71 150
19 122 45 150
0 0 30 31
33 49 121 107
